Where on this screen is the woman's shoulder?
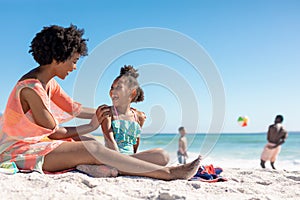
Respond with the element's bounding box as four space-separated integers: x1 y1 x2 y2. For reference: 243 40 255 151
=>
15 79 43 92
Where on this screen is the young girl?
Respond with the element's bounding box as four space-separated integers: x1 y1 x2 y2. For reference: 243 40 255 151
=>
102 66 170 166
0 24 200 180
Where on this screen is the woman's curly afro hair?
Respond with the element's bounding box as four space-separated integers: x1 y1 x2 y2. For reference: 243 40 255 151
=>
29 24 88 65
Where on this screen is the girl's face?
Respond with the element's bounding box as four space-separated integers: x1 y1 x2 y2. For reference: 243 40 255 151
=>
110 77 134 107
55 53 80 79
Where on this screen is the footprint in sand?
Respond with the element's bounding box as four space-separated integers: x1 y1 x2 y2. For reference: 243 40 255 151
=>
286 176 300 182
256 181 272 185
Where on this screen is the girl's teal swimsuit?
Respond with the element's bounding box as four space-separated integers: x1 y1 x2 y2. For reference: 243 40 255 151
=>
111 106 141 155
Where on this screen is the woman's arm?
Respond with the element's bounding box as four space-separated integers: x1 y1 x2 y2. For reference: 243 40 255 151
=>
49 107 110 139
21 88 109 139
48 113 101 139
101 116 119 151
76 107 96 119
50 79 96 119
21 88 56 129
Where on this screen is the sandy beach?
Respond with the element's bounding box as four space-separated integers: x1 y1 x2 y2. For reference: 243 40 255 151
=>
1 168 299 200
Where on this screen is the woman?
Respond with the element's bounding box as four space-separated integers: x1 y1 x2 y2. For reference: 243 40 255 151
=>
0 25 200 180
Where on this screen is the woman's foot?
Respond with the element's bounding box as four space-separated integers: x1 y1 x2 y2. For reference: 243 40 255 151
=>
76 164 118 178
168 155 201 180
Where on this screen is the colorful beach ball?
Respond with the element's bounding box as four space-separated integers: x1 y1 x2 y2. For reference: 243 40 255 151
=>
237 116 249 127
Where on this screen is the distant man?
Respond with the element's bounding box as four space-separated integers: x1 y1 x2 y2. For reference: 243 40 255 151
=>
177 127 188 164
260 115 288 169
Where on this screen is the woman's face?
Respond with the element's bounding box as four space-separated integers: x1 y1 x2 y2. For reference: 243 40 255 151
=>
55 53 80 79
110 77 133 107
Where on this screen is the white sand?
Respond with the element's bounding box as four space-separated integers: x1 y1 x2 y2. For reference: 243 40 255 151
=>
1 168 299 200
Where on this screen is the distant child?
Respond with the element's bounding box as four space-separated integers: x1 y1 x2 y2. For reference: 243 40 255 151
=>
177 126 188 164
260 115 288 169
101 65 170 166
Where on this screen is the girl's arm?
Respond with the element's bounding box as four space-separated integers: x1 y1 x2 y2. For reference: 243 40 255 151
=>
132 110 146 153
133 137 140 153
101 116 119 151
136 110 146 127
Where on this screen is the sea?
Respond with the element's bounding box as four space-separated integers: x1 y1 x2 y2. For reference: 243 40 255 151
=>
94 132 300 170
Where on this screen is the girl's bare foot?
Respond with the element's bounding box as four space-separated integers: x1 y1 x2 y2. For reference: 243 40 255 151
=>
168 155 201 180
76 164 118 178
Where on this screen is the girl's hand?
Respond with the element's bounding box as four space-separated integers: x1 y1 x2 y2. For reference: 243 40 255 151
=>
89 105 110 130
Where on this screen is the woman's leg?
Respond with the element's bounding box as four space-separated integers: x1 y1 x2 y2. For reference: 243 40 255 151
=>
43 141 200 180
71 133 98 141
131 148 170 166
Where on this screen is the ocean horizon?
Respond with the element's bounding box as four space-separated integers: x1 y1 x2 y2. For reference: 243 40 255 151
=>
93 132 300 170
93 131 300 135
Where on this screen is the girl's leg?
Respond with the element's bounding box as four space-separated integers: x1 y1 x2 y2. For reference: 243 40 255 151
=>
43 141 200 180
131 148 170 166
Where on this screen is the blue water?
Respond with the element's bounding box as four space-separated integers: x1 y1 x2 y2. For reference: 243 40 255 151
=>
137 132 300 169
94 132 300 169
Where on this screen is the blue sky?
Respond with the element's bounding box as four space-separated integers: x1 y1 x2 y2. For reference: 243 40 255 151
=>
0 0 299 133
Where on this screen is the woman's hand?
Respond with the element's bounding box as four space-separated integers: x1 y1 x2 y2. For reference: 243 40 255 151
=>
89 105 111 130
